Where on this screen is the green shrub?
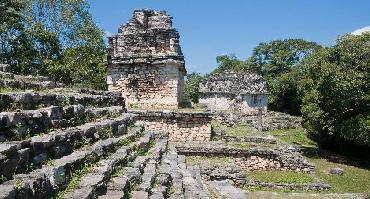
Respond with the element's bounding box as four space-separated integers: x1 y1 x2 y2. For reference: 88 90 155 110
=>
299 33 370 155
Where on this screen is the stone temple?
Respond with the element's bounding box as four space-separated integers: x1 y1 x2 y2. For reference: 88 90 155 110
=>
107 9 186 109
199 71 268 115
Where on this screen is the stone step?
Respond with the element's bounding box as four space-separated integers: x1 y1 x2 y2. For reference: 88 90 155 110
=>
183 166 210 199
156 147 210 199
60 133 154 198
0 129 147 198
208 180 247 199
157 151 185 199
0 91 124 112
0 105 124 142
0 115 137 183
175 143 315 173
98 139 167 199
0 71 51 82
221 135 277 144
0 78 62 91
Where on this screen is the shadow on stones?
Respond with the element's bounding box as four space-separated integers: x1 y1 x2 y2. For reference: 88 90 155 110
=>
300 146 370 170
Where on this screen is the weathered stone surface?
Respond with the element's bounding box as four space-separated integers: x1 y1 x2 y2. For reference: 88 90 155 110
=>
176 142 314 172
0 184 16 199
0 115 137 179
182 166 210 199
199 71 268 115
107 9 186 109
131 110 212 141
62 187 93 199
234 156 282 171
149 192 165 199
139 162 157 192
98 190 124 199
330 167 344 175
208 180 247 199
0 64 9 72
200 163 246 186
219 134 277 144
214 110 302 131
131 191 149 199
0 78 62 90
247 180 331 191
108 176 129 190
0 131 142 198
0 91 124 112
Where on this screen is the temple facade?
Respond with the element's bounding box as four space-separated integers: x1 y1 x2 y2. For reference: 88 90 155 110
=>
107 9 186 109
199 71 268 115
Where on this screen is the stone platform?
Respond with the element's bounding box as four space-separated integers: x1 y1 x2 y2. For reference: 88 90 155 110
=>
130 110 213 142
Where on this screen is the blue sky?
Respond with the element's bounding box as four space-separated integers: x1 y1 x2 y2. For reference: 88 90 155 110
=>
87 0 370 74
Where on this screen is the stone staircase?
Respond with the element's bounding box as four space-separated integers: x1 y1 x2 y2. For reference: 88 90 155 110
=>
0 71 215 199
0 71 63 91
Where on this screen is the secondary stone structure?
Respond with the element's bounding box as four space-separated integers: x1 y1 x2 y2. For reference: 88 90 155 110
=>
130 110 212 142
199 71 268 115
107 9 186 109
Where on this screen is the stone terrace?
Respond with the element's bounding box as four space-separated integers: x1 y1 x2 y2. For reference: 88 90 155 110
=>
0 71 213 199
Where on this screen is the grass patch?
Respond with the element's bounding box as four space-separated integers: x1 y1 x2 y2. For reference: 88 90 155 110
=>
211 120 257 137
228 142 251 149
0 87 23 93
227 141 276 149
56 162 94 198
186 155 231 166
269 128 317 146
247 170 316 184
307 157 370 194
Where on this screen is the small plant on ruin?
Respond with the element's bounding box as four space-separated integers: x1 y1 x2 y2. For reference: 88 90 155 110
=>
128 103 140 109
72 138 88 150
14 179 23 189
99 126 113 139
23 128 31 140
61 97 71 107
56 163 94 198
0 175 7 184
119 138 131 146
148 139 156 148
26 162 36 172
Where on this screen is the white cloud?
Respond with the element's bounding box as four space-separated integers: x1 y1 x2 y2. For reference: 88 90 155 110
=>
352 26 370 35
104 31 113 37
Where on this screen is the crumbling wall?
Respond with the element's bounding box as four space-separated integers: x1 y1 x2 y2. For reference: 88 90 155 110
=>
199 72 268 114
130 110 212 141
108 63 183 109
107 9 186 109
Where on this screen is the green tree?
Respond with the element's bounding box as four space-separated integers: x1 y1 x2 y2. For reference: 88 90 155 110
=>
300 33 370 154
251 39 321 77
0 0 27 63
209 39 321 115
184 72 204 103
249 39 322 115
211 55 247 74
1 0 106 89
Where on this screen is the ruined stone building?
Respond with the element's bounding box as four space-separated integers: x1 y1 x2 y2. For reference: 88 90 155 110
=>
107 9 186 109
199 71 268 115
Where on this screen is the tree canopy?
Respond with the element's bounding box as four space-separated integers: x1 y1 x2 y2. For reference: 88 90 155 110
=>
299 33 370 154
209 39 322 115
0 0 106 89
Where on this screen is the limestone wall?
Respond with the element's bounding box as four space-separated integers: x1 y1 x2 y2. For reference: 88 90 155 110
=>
199 93 267 115
241 94 268 113
199 72 268 115
107 10 186 109
130 110 212 142
199 93 235 111
108 63 184 109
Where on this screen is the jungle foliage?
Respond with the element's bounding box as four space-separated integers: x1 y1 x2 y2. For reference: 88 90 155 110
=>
185 35 369 154
0 0 106 89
